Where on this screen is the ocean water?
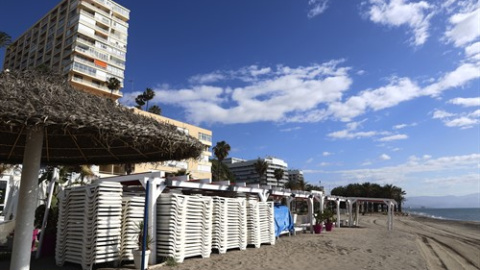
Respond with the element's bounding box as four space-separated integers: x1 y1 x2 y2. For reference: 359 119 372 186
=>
406 208 480 222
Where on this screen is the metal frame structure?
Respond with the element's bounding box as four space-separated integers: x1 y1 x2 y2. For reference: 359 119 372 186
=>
99 171 397 265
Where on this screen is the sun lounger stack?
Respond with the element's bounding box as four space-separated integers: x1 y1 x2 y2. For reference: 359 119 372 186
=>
246 199 275 248
55 181 123 270
211 196 247 253
120 195 145 261
258 202 275 245
156 193 213 263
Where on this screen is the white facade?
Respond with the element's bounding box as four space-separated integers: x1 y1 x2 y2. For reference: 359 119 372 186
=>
224 157 289 187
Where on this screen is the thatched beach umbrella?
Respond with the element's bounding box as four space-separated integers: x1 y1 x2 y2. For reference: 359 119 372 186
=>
0 70 204 269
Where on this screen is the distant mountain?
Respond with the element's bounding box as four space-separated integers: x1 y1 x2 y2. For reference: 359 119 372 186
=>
405 193 480 209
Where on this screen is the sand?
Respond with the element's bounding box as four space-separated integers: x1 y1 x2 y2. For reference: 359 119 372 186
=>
1 214 478 270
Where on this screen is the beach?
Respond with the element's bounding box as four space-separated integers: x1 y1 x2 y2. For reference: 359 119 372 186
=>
1 214 478 270
154 214 479 270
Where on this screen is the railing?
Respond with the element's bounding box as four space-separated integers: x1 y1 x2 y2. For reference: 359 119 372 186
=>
95 25 109 35
71 76 122 96
74 55 108 71
74 44 109 61
95 14 110 25
72 61 96 77
80 1 110 18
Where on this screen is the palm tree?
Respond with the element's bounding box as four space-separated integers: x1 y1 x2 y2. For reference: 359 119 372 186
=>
135 94 145 109
210 160 235 182
212 141 231 181
0 31 11 48
106 77 121 99
142 88 155 111
253 158 269 185
392 186 406 212
273 169 284 187
148 105 161 115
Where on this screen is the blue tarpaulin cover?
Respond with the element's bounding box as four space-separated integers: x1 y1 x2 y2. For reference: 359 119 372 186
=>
274 204 294 237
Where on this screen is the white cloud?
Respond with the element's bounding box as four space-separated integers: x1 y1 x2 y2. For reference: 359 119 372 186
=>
329 77 421 120
469 109 480 117
328 130 379 139
423 63 480 96
465 42 480 60
380 153 391 160
320 153 480 184
138 61 352 124
423 154 432 159
432 109 454 119
154 85 225 104
306 158 314 163
423 173 480 185
393 123 407 129
322 151 332 156
379 134 408 141
327 119 390 140
319 162 331 167
432 109 480 129
280 126 302 132
123 52 479 125
366 0 434 46
444 116 479 128
444 3 480 47
308 0 329 18
448 97 480 107
393 122 417 129
189 72 226 84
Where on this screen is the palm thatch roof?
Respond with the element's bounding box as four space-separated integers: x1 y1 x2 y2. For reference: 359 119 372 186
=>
0 69 204 165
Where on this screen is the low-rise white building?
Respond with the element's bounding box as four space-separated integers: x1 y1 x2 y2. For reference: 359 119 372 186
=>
224 156 289 187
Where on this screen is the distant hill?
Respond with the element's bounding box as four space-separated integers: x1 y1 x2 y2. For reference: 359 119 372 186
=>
405 193 480 209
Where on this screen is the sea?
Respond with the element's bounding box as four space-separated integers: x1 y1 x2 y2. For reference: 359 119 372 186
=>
406 208 480 222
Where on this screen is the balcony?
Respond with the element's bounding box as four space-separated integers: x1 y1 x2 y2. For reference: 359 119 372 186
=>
74 43 109 61
70 75 123 98
80 1 110 18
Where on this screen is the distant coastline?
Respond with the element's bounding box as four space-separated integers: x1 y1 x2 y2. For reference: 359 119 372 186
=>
406 207 480 223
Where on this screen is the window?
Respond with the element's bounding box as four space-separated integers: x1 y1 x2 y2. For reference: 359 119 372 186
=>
198 133 211 142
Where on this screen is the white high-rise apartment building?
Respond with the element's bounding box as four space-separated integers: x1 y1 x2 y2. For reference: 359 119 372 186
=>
224 156 289 187
3 0 129 100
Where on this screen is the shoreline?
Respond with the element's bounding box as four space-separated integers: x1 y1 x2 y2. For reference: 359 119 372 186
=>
408 213 480 228
405 207 480 223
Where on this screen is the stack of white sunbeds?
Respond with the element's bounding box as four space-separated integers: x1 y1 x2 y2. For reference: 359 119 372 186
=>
156 193 213 263
120 195 145 261
211 196 247 253
246 199 275 248
56 181 123 270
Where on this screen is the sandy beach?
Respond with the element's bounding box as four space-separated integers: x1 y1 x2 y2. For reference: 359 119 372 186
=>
1 214 478 270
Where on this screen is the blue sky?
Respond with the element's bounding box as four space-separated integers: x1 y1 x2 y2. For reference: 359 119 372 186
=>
1 0 479 197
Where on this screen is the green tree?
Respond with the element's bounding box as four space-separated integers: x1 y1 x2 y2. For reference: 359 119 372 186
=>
0 31 11 48
253 158 269 184
142 88 155 111
273 169 284 187
106 77 121 99
211 160 235 182
392 186 406 212
148 105 161 115
135 94 146 109
212 141 231 181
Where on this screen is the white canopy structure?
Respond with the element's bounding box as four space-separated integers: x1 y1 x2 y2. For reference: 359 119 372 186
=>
100 171 398 265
